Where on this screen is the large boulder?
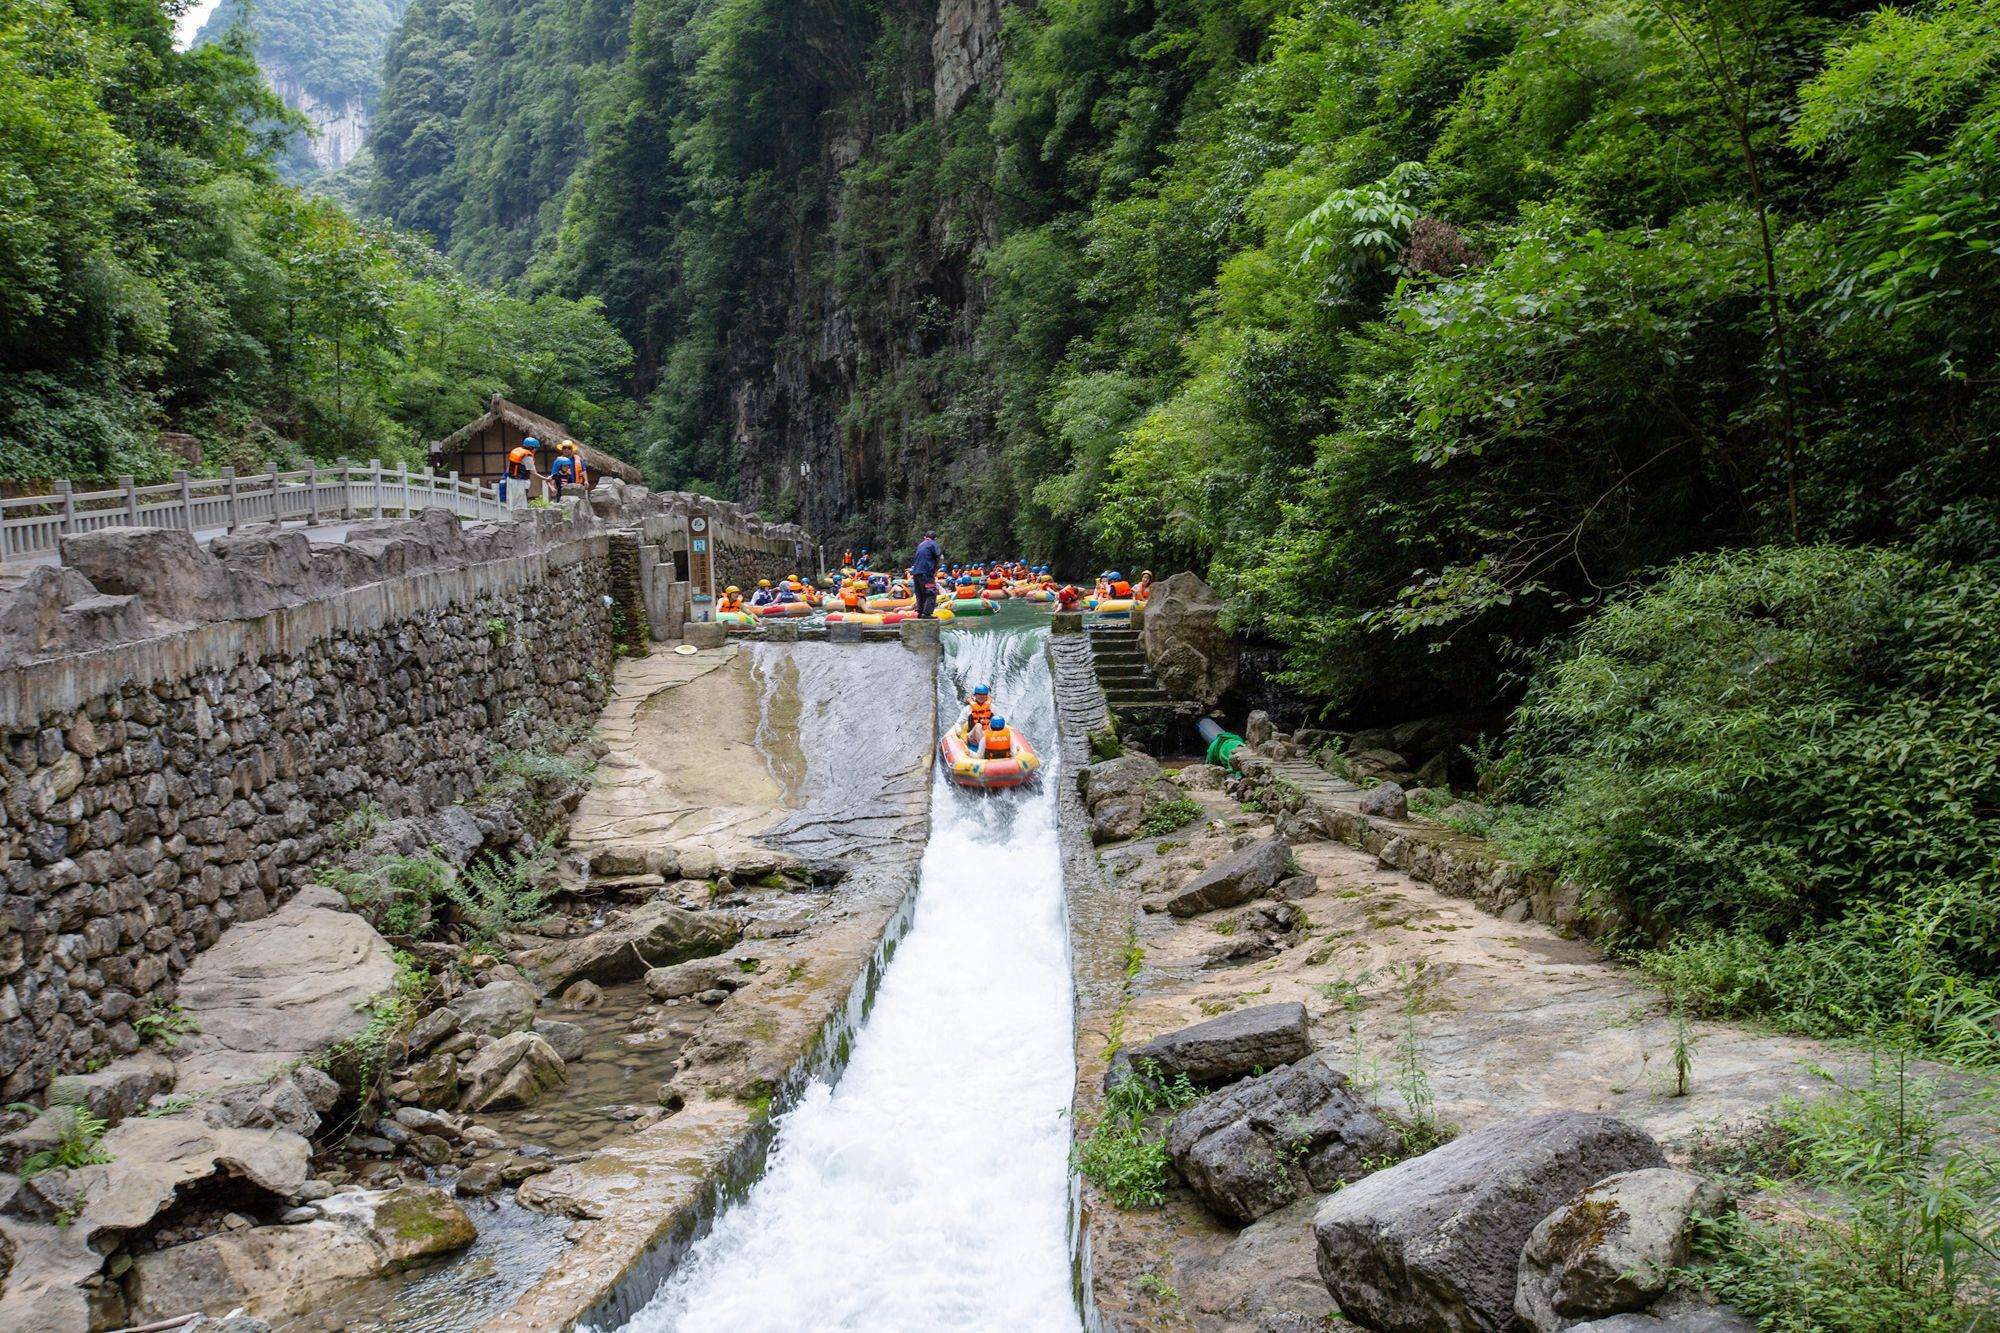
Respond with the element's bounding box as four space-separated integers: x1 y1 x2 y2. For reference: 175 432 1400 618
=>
1517 1169 1733 1332
1119 1002 1312 1088
513 901 740 993
1080 754 1165 844
1165 836 1293 917
124 1185 474 1323
644 956 755 1002
449 979 539 1038
1167 1056 1401 1225
1140 573 1237 706
170 885 399 1100
457 1032 567 1113
1314 1113 1666 1333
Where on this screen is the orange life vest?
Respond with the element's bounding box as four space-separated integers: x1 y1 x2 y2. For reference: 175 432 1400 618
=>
719 595 744 612
968 699 993 730
982 726 1013 758
506 445 535 477
1111 580 1133 598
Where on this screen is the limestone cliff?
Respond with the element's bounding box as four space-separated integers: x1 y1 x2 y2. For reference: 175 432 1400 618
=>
195 0 407 179
722 0 1013 545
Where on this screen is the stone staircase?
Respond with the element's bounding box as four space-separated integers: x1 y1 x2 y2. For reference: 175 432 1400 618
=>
1085 624 1175 712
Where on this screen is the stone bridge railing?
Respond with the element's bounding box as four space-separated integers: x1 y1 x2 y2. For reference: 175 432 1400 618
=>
1 464 520 562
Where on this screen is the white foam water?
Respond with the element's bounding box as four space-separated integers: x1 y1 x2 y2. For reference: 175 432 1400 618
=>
614 622 1081 1333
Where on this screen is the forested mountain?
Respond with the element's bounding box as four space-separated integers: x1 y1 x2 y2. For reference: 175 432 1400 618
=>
0 0 635 480
365 0 2000 1069
194 0 410 177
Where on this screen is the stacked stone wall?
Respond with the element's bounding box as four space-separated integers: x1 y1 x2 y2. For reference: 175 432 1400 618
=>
0 530 614 1101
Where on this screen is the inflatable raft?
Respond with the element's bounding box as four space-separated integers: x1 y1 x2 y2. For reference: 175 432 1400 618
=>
948 597 998 617
939 721 1042 790
825 611 918 626
753 600 813 618
715 610 758 629
864 594 915 613
1088 597 1139 617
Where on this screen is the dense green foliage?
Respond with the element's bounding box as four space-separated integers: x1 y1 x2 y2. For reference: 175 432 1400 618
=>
1698 1061 1998 1329
0 0 633 480
1488 539 2000 1054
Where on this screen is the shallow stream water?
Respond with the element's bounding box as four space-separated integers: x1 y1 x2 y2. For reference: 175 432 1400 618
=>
610 615 1082 1333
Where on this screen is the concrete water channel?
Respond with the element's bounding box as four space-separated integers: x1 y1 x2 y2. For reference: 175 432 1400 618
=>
300 603 1092 1332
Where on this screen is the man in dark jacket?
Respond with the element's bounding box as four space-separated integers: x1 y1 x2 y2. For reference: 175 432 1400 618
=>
912 530 943 619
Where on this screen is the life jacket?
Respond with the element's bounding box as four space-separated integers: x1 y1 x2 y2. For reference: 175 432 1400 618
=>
506 445 535 478
982 726 1013 758
719 595 743 612
968 698 993 730
841 588 863 610
1111 579 1133 598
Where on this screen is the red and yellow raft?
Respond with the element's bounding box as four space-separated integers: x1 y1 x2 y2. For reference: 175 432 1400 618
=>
753 599 813 618
938 721 1042 790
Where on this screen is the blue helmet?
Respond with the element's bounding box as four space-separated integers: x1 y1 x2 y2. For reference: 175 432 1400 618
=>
1108 570 1124 580
523 436 540 450
990 715 1006 729
973 684 991 696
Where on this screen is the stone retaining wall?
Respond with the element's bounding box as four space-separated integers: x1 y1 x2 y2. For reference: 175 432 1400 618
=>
0 512 616 1101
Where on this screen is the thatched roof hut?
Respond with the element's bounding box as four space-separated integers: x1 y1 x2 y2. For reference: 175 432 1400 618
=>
431 394 643 487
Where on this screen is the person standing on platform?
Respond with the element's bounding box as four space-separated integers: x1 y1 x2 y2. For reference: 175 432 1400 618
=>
912 529 943 619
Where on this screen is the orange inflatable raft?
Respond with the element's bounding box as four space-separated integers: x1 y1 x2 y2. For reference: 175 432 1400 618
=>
938 721 1041 790
753 599 813 618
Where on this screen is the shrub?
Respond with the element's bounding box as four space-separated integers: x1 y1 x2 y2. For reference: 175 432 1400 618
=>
326 852 453 939
444 846 557 947
1696 1057 1999 1331
1140 796 1202 836
8 1093 112 1178
1075 1060 1200 1208
1490 544 2000 1052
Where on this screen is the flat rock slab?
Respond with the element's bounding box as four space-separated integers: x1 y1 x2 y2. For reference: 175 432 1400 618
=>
172 884 398 1099
1165 836 1292 916
1121 1001 1311 1087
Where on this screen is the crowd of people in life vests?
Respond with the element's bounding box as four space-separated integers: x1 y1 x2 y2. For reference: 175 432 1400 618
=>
711 544 1155 630
499 436 591 502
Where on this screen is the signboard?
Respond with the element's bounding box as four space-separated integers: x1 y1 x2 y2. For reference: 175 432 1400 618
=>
693 537 707 554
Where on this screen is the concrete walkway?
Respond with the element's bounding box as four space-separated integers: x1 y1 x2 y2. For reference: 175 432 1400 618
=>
8 519 374 568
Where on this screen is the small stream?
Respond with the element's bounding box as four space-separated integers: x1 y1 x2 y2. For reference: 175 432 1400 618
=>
607 615 1081 1332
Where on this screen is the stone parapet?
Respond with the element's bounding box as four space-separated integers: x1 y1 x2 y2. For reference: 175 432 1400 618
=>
0 513 617 1102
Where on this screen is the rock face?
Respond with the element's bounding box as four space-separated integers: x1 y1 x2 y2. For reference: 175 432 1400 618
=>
450 979 539 1038
169 887 400 1099
1165 836 1293 916
1516 1169 1733 1332
1360 781 1409 820
1313 1112 1666 1333
1140 573 1237 706
1167 1057 1401 1225
1079 753 1165 844
516 901 740 993
125 1185 475 1322
1120 1003 1312 1088
458 1031 567 1112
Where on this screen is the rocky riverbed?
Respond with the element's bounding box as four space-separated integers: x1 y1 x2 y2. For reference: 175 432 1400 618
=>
1059 721 1869 1332
0 635 936 1331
